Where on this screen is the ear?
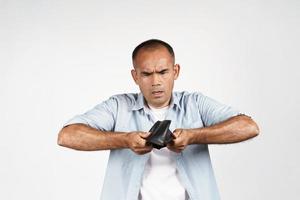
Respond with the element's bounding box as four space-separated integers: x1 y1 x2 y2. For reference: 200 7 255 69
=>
131 69 138 85
173 64 180 80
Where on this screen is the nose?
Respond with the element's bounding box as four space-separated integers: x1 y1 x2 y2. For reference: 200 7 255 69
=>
152 73 161 86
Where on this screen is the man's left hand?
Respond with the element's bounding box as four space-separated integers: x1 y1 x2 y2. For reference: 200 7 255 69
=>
167 129 192 153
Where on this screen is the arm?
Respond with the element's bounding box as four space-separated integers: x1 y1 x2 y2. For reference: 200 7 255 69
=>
167 115 259 153
57 123 152 155
189 114 259 144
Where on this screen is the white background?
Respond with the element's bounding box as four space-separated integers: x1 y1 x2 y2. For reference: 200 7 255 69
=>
1 0 299 199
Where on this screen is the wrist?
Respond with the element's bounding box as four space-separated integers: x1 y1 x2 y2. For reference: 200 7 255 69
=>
187 129 197 144
189 128 207 144
123 132 131 148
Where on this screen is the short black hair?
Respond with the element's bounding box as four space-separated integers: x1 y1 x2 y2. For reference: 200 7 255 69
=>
132 39 175 62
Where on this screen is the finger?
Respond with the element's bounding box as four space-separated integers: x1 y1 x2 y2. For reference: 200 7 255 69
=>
140 143 153 150
139 132 151 139
138 139 147 147
136 147 153 155
167 144 177 152
144 146 153 151
170 137 180 147
167 144 174 150
167 145 181 153
167 140 184 152
168 138 175 146
137 138 152 147
172 129 182 138
171 132 178 138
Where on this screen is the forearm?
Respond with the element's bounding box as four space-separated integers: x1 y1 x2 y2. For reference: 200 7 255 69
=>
57 124 129 151
189 115 259 144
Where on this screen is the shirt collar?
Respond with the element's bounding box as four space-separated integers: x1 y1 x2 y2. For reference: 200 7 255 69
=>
131 92 181 111
170 92 181 110
131 92 145 111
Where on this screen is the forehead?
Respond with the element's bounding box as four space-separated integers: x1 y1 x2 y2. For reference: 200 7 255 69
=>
133 47 174 70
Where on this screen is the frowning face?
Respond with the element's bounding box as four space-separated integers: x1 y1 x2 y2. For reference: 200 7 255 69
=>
131 47 180 108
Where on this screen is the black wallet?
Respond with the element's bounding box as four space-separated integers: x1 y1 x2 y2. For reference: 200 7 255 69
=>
146 120 174 149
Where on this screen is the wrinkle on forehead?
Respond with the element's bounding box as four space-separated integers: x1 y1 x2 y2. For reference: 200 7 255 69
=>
140 58 171 72
133 47 174 71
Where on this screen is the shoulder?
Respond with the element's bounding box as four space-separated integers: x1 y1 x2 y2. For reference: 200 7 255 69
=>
109 93 139 102
173 91 206 102
172 91 208 111
103 93 140 108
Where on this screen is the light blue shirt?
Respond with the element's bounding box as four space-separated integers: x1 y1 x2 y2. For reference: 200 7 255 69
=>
64 91 239 200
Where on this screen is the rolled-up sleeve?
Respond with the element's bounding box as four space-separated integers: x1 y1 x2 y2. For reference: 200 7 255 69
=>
196 93 240 127
64 97 118 131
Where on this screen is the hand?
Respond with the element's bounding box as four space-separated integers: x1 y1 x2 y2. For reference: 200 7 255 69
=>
167 129 191 153
126 132 153 155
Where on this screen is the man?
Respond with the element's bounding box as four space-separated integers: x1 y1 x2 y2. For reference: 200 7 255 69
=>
58 39 259 200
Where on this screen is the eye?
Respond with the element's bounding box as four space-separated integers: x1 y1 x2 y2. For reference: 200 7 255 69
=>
141 72 151 76
159 70 168 74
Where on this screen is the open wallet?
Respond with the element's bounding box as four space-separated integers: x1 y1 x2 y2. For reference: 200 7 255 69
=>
146 120 174 149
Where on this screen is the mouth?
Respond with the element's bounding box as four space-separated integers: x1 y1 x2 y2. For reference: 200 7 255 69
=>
152 91 164 98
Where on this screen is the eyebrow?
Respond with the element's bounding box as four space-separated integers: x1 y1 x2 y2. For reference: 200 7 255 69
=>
159 69 169 73
141 68 169 75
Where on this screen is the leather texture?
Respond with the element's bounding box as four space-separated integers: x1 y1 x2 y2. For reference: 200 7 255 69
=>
146 120 174 149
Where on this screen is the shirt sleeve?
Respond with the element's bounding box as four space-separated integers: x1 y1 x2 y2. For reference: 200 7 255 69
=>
196 93 240 127
63 97 117 131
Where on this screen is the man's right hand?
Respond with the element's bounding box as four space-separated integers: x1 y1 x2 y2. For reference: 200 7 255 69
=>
58 124 154 153
126 132 153 155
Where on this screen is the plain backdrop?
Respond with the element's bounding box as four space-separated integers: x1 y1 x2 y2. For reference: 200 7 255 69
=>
1 0 299 199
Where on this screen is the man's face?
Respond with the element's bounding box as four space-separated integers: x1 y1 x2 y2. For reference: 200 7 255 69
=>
131 47 180 108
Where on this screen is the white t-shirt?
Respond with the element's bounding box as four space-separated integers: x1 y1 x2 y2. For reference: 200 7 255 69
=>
139 105 187 200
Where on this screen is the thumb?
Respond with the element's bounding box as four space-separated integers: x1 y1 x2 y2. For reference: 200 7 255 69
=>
139 132 151 139
172 129 182 138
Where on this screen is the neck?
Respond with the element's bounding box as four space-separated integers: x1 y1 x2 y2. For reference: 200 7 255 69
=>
148 104 169 110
